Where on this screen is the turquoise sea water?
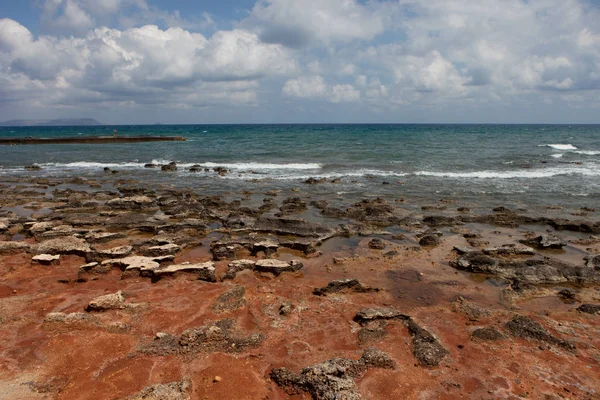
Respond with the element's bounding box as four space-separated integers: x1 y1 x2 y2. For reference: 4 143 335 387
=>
1 124 599 209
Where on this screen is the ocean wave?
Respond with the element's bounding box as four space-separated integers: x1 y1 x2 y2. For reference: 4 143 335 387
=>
39 161 146 169
198 162 322 170
551 154 564 159
415 167 600 179
573 150 600 156
538 144 577 150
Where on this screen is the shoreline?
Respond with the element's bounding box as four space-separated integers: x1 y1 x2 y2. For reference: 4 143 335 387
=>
1 174 599 399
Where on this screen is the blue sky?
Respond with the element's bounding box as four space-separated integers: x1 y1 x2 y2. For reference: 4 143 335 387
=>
1 0 600 124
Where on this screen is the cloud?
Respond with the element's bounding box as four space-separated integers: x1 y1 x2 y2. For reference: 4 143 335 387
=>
282 75 360 103
242 0 385 47
0 19 296 110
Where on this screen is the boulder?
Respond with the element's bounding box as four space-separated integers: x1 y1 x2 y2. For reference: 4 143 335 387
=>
419 234 440 247
577 304 600 314
161 162 177 172
86 291 126 312
368 238 386 250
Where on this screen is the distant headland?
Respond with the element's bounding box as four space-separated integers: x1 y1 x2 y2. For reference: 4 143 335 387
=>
0 118 102 127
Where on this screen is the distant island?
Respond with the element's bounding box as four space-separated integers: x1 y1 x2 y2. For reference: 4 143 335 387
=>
0 118 102 127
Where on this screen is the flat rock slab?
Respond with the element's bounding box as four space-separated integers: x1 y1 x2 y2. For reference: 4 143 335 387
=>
0 241 30 255
88 245 133 262
254 259 303 276
34 236 91 256
143 243 181 257
224 259 256 280
85 232 126 243
108 196 154 209
32 254 60 265
354 308 410 325
153 262 216 282
505 315 575 351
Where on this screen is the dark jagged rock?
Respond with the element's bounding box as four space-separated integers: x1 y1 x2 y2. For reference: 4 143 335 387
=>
423 215 457 227
419 234 440 247
505 315 575 350
367 238 386 250
304 177 327 184
405 319 449 366
460 209 541 228
585 254 600 269
161 162 177 172
471 327 506 341
353 308 409 325
346 198 403 226
309 200 328 210
483 244 535 256
577 304 600 314
141 319 263 356
546 219 600 234
313 279 380 296
451 296 492 322
521 234 567 249
212 286 246 314
451 251 600 286
279 197 307 214
210 241 245 261
270 349 395 400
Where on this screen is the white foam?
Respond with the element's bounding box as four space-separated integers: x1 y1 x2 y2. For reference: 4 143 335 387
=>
551 154 563 158
39 161 145 169
539 144 577 150
573 150 600 156
415 166 600 179
198 162 322 170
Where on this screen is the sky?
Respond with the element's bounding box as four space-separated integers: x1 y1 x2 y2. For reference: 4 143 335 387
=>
1 0 600 124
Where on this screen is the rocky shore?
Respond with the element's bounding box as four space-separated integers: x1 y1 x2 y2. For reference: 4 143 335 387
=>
0 175 599 399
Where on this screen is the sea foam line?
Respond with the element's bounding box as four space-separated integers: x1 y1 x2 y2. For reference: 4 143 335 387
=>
538 144 577 151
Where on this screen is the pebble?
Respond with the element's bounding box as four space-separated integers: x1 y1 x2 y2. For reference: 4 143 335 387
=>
213 376 222 383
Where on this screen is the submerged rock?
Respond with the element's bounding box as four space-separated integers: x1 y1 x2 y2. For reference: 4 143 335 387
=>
313 279 380 296
270 348 395 400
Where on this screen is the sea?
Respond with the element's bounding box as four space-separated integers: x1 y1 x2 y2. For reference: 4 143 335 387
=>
1 124 599 211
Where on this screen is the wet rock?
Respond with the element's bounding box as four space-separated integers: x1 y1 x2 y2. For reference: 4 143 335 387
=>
304 177 327 184
419 234 440 247
368 238 386 250
483 244 536 256
122 379 191 400
451 297 492 322
84 232 126 243
505 315 575 350
223 259 256 280
161 162 177 172
86 291 126 312
406 319 449 367
353 307 409 325
0 241 30 255
142 319 263 356
189 165 203 172
107 196 154 209
89 255 173 276
29 221 58 234
383 250 399 259
270 348 395 399
25 165 42 171
212 286 246 313
153 262 216 282
39 225 78 239
279 197 307 214
451 251 600 286
585 254 600 269
255 259 303 276
547 219 600 234
313 279 380 296
0 218 9 231
557 288 577 303
34 236 91 256
423 215 457 227
471 327 506 341
253 217 336 238
251 240 279 257
309 200 328 210
576 304 600 315
32 254 60 265
87 245 133 262
521 234 567 249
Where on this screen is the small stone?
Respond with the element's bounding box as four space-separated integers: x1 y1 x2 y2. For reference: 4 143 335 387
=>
213 376 222 383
